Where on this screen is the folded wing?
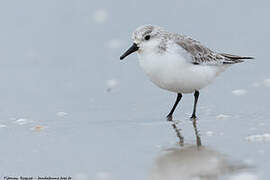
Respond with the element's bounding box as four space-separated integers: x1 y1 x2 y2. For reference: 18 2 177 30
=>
175 36 254 65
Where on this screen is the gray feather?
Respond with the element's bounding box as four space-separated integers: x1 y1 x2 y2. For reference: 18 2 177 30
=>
174 36 253 65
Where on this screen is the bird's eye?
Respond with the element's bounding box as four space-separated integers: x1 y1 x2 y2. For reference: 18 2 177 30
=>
144 35 150 41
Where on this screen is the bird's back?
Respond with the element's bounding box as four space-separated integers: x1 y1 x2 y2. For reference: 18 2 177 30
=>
170 33 254 65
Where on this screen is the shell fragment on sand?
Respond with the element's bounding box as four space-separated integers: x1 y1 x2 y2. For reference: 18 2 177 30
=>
57 112 68 117
14 118 32 125
216 114 231 120
232 89 248 96
206 131 215 136
245 133 270 142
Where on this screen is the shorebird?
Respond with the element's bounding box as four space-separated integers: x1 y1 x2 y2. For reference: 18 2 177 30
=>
120 25 253 121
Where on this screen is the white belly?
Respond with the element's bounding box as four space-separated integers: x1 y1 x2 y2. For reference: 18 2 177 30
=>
138 51 226 94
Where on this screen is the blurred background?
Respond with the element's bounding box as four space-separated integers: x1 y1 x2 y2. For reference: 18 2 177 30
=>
0 0 269 179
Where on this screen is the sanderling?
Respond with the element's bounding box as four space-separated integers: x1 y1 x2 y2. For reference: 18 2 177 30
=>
120 25 254 121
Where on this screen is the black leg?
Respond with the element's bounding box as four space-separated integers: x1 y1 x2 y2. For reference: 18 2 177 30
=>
191 90 199 119
167 93 182 121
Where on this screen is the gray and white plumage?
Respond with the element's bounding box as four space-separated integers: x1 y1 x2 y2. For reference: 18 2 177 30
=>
122 24 253 94
132 25 253 65
120 24 254 119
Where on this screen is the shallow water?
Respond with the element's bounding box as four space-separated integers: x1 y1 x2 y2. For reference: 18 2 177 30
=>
0 0 270 179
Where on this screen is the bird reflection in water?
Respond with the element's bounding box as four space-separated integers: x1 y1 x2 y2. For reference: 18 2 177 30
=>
149 118 252 180
171 118 201 147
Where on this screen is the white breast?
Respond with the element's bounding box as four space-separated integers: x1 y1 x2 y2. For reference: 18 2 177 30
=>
137 45 225 94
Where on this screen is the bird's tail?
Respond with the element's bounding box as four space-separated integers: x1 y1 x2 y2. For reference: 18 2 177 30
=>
220 53 254 64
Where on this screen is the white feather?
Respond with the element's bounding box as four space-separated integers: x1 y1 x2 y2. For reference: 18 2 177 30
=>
138 40 226 93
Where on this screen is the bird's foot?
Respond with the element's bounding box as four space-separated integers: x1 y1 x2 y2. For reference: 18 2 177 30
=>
166 114 173 121
190 114 197 120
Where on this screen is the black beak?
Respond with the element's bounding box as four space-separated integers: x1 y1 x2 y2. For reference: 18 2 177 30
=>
120 43 139 60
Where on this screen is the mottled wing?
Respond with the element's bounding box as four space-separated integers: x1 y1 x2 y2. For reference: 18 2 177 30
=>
175 36 252 65
175 36 225 65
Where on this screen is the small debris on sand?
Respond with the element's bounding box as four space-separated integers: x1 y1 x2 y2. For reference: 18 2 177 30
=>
216 114 230 120
106 79 119 92
31 125 45 132
57 112 68 117
245 133 270 142
0 124 7 128
206 131 214 136
232 89 248 96
15 118 32 125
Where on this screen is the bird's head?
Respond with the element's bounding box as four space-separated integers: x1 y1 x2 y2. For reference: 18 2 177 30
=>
120 25 165 60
